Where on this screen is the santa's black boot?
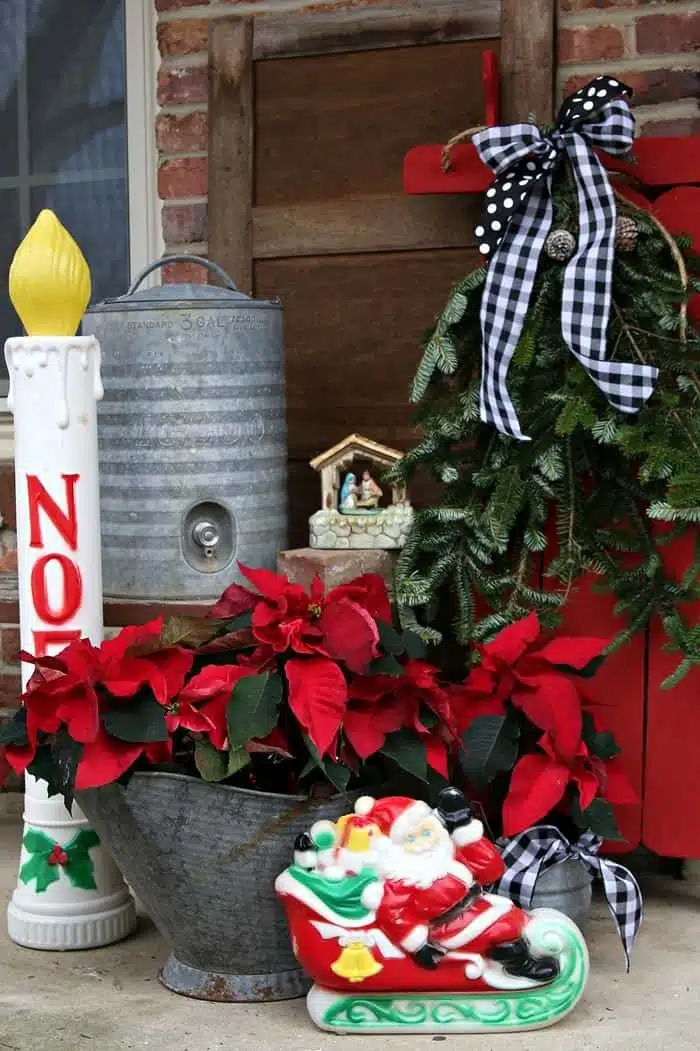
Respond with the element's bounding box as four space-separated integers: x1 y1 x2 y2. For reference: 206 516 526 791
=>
488 939 559 983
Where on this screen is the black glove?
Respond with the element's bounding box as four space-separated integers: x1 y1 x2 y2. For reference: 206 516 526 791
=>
436 787 473 833
413 943 446 970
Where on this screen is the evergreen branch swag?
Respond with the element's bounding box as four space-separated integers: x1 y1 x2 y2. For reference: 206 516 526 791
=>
390 189 700 686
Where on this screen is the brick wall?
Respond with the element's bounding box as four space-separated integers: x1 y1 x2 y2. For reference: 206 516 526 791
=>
559 0 700 135
155 0 699 276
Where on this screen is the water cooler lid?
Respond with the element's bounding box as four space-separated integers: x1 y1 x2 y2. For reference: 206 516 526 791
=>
86 255 280 313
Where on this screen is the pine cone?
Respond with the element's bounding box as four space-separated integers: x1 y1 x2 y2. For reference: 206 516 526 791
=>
545 229 576 262
616 215 638 252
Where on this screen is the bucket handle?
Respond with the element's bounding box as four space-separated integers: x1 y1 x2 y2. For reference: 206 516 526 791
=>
126 254 239 295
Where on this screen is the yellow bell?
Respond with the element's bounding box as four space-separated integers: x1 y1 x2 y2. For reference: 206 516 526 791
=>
331 941 383 983
9 210 91 337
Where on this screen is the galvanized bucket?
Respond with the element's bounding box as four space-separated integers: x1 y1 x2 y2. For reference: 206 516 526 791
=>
82 255 287 601
530 858 593 927
78 772 353 1002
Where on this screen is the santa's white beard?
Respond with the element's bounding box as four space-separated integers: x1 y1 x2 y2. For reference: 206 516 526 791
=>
374 829 454 890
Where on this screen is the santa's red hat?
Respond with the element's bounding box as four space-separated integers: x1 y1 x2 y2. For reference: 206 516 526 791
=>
354 795 433 843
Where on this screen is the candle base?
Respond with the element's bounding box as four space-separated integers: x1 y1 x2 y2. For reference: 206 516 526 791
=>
6 777 137 951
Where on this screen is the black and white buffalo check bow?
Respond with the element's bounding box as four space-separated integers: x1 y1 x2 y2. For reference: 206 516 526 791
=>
494 825 643 970
472 76 659 440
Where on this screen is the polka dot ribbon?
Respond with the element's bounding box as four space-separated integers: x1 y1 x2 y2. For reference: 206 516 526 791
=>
471 76 659 441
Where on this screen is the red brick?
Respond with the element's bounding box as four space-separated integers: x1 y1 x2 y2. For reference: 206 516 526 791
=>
0 670 22 709
158 157 208 199
161 256 210 285
157 67 208 107
156 0 207 10
561 0 676 9
156 111 208 154
562 68 699 107
558 25 625 64
162 202 208 244
640 116 700 137
0 626 20 665
0 464 15 531
637 13 700 55
157 20 208 58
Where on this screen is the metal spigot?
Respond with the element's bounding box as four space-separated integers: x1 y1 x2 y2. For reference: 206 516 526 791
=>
191 520 220 558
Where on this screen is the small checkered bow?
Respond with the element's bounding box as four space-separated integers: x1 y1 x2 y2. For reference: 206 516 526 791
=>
494 825 643 970
472 76 659 441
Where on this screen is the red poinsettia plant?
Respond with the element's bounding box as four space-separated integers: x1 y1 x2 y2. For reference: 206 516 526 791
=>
0 566 464 807
452 612 636 841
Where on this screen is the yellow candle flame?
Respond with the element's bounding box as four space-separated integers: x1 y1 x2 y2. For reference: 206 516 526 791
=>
9 209 91 337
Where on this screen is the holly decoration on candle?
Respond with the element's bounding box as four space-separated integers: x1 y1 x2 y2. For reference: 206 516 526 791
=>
19 828 101 893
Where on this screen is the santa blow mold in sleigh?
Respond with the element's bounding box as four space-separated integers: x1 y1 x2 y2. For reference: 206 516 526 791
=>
275 788 589 1035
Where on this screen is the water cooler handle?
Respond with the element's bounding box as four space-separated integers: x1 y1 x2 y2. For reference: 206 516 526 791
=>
126 255 239 295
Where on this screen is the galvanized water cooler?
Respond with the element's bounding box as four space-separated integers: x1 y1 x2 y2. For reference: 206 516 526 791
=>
82 255 287 601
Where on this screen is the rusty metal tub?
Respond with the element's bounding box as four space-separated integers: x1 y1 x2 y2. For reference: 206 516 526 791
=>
78 772 351 1001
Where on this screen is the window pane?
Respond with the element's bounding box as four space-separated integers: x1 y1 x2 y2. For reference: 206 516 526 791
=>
0 0 129 389
31 179 129 308
0 191 20 342
27 0 127 176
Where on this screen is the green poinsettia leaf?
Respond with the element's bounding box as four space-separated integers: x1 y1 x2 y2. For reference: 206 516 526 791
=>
227 745 251 777
64 854 97 891
227 671 283 750
194 739 229 782
571 796 623 841
19 854 60 893
50 728 83 810
102 688 169 743
27 747 66 802
376 620 405 656
460 713 520 790
381 729 428 782
299 736 351 794
553 655 606 679
368 654 404 676
402 631 427 660
0 707 28 746
590 730 620 760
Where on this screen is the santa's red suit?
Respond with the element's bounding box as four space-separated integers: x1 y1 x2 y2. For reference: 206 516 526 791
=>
354 796 528 959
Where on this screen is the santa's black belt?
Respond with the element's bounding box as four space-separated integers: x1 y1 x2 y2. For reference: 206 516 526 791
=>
429 883 482 928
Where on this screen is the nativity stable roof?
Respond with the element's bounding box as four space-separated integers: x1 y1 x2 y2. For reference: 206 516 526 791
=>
309 433 404 471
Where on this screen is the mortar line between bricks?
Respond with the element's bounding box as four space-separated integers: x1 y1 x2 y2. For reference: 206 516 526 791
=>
159 149 208 162
560 0 700 28
158 103 208 117
635 98 700 120
559 53 700 76
163 242 208 255
160 52 208 71
161 194 208 207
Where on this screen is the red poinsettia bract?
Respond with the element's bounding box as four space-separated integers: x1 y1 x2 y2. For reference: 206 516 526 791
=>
5 620 194 789
461 612 608 763
209 565 393 758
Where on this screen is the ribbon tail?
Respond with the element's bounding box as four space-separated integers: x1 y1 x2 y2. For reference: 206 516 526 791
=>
479 184 552 440
596 857 643 971
562 132 658 412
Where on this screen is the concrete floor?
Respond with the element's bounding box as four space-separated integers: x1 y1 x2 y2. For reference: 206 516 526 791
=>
1 812 699 1051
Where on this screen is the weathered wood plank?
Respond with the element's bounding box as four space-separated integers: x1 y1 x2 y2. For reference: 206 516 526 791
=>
208 19 254 293
255 248 482 460
253 194 481 258
254 39 497 206
500 0 555 123
252 0 501 60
